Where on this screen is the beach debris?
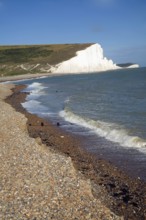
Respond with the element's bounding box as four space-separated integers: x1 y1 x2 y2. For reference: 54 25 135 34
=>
57 122 60 126
41 122 44 126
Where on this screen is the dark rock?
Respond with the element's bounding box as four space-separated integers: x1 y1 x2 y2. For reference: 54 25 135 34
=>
41 122 44 126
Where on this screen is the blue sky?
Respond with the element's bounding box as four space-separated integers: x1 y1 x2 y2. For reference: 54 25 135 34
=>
0 0 146 66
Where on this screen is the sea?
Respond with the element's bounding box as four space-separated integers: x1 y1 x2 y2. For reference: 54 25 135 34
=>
16 67 146 181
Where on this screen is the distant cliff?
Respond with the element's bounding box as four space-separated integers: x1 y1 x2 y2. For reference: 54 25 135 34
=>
117 63 139 68
0 44 91 77
0 43 139 77
53 44 120 73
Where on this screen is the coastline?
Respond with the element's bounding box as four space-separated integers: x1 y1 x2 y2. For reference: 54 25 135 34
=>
3 83 146 219
0 72 91 84
0 83 123 220
0 73 51 83
0 68 123 83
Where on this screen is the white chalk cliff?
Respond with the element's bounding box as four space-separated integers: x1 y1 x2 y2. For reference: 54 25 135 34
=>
53 43 120 74
127 64 139 68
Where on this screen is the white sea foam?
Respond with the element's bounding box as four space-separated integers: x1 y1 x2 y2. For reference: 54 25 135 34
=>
22 100 48 114
22 82 48 114
59 109 146 153
27 82 45 91
26 82 47 100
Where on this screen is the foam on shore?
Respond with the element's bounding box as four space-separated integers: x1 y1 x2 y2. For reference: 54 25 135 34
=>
59 108 146 153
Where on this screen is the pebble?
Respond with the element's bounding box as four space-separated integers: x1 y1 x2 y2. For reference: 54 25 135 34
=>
0 84 123 220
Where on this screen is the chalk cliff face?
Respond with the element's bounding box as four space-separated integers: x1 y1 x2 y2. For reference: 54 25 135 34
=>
53 44 120 74
117 63 139 68
127 64 139 68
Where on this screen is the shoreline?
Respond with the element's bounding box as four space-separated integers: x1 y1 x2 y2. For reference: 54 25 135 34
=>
0 68 125 83
4 84 146 219
0 73 52 83
0 83 123 219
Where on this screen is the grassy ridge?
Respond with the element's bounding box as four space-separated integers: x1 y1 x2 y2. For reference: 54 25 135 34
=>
0 46 53 64
0 43 92 76
0 44 92 64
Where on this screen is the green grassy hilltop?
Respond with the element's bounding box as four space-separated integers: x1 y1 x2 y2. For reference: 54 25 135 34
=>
0 43 92 77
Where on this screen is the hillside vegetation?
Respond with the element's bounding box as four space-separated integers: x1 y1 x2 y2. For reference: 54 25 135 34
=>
0 43 92 76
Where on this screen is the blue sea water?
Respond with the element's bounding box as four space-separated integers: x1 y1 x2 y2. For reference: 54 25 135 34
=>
17 67 146 180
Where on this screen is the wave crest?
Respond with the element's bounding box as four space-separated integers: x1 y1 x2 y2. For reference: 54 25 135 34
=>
59 108 146 153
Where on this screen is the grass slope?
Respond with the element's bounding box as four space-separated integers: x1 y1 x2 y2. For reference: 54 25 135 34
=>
0 44 92 76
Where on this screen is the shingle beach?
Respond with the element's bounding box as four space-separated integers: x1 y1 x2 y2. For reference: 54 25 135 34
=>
0 83 145 219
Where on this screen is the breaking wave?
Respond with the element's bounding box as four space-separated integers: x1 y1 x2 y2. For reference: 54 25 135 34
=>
22 100 48 114
22 82 48 114
25 82 47 99
59 108 146 153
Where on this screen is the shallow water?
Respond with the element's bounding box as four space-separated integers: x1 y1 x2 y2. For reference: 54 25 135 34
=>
17 67 146 180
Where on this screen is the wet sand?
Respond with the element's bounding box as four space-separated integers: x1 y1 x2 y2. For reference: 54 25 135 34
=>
5 84 146 219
